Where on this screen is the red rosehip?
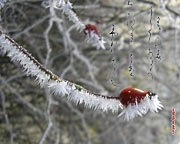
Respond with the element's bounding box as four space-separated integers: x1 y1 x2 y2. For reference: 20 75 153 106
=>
117 87 163 120
84 24 99 35
119 88 148 107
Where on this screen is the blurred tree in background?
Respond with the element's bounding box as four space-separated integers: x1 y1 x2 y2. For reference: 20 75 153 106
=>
0 0 180 144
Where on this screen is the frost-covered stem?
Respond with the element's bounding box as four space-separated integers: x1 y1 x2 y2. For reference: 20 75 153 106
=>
39 90 53 144
0 31 122 113
39 119 53 144
3 33 59 81
44 18 53 67
52 0 106 49
62 25 106 92
53 0 85 31
44 2 59 67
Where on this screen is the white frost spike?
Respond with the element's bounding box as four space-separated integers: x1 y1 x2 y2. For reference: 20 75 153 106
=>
85 31 106 50
118 94 163 121
0 33 50 86
48 81 122 113
48 81 70 96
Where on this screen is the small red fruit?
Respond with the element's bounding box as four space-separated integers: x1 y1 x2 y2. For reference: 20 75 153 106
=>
119 88 148 107
84 24 99 35
116 87 163 120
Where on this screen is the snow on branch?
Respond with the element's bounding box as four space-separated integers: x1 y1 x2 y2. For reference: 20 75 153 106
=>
0 32 122 113
53 0 85 31
43 0 106 49
0 30 163 120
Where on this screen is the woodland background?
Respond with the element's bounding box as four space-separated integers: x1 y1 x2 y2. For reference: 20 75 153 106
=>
0 0 180 144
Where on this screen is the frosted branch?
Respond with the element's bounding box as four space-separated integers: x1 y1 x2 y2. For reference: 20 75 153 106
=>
42 0 106 49
0 32 122 113
53 0 85 31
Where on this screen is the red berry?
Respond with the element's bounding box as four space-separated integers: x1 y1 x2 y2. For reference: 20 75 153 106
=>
119 88 148 107
84 24 99 35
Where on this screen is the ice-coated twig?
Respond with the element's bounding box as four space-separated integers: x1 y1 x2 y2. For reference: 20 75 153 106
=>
46 0 106 49
53 0 85 31
0 31 122 113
